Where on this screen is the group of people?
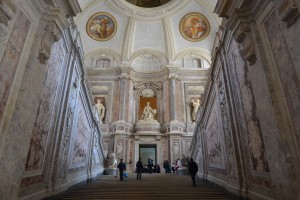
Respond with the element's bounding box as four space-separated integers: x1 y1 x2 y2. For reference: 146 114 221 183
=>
116 157 198 187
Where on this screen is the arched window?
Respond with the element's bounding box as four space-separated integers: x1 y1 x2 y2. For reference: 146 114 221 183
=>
96 59 111 68
184 58 201 68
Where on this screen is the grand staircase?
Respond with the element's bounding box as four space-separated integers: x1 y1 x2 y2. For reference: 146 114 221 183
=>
59 173 232 200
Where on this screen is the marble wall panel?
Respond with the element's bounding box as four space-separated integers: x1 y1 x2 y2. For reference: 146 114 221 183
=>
162 138 168 161
92 134 101 166
25 40 65 171
264 12 300 141
205 94 224 168
181 140 191 157
69 98 90 168
128 81 135 123
116 138 125 161
217 70 238 180
57 69 79 179
171 139 180 163
112 79 120 121
195 128 204 172
0 11 30 123
227 41 269 173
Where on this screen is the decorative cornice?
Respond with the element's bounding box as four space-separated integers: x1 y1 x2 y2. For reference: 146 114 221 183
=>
277 0 299 27
38 21 62 64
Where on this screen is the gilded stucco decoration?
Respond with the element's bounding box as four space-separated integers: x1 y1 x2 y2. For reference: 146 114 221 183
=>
179 12 210 42
86 12 117 41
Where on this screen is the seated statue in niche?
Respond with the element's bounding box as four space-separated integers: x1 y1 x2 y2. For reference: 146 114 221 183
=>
140 102 156 120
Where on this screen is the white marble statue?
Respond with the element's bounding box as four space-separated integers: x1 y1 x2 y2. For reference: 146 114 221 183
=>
140 102 156 120
191 99 200 122
96 99 105 123
108 153 117 168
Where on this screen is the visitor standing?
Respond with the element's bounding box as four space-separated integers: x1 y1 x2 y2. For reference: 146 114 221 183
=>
136 158 143 180
117 159 126 181
188 158 198 187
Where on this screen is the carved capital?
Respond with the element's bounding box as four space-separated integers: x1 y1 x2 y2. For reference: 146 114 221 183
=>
168 73 181 80
278 0 299 27
233 22 257 66
38 21 62 64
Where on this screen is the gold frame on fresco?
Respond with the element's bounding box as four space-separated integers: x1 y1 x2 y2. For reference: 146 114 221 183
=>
179 12 210 42
86 12 117 42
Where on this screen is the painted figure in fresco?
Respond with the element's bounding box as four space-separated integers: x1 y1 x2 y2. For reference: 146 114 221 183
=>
91 18 112 38
185 17 207 39
96 98 105 123
140 102 156 120
191 99 200 122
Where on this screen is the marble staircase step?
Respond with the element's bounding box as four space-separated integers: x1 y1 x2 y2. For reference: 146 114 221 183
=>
59 173 232 200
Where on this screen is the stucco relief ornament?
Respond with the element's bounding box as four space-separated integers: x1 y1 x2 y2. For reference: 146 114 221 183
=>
179 12 210 42
86 12 117 41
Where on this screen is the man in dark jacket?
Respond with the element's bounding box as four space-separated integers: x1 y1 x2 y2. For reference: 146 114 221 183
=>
136 158 143 180
117 159 126 181
188 158 198 187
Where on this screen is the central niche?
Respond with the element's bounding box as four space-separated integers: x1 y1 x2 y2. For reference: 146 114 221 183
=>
140 96 157 120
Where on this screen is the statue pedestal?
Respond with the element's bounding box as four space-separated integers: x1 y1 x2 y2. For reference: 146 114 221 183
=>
135 120 161 136
177 167 188 176
104 167 118 175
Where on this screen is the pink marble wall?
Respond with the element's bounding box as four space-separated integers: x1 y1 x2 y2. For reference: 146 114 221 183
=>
25 40 65 171
0 11 30 123
227 41 269 173
264 12 300 142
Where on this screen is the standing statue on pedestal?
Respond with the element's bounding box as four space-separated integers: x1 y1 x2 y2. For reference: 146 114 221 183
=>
191 99 200 122
96 99 105 123
140 102 156 120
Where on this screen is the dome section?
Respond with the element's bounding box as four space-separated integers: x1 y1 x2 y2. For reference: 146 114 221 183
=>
131 53 165 72
125 0 172 8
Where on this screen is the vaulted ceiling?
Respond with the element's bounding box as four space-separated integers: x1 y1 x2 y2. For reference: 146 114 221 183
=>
75 0 220 70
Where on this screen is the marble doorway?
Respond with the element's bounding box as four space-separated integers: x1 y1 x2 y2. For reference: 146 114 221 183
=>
139 144 157 166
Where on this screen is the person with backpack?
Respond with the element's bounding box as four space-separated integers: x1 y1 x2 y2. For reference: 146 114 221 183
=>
188 158 198 187
136 157 143 180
